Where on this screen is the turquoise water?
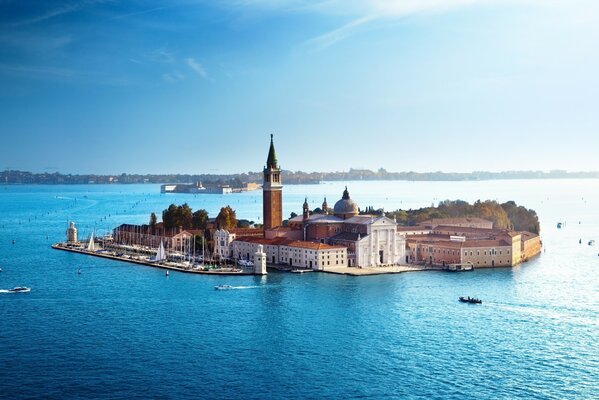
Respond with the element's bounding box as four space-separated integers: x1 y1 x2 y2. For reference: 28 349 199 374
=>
0 180 597 399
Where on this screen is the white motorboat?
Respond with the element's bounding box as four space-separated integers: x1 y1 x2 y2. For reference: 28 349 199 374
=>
8 286 31 293
214 285 234 290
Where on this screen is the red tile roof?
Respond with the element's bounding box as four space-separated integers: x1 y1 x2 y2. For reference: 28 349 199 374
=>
286 241 346 250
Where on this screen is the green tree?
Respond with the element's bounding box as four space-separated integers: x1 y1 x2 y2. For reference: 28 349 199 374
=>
149 212 157 234
179 203 193 229
192 209 209 230
162 204 178 229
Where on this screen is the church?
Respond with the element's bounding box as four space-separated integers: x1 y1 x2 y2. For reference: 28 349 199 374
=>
216 135 406 270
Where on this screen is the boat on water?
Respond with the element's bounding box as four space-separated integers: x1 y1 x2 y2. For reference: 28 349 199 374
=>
290 269 309 274
459 296 481 304
557 222 563 229
444 263 474 272
237 259 253 268
589 240 596 246
8 287 31 293
214 285 234 290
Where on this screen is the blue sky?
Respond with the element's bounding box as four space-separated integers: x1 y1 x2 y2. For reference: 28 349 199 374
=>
1 0 598 174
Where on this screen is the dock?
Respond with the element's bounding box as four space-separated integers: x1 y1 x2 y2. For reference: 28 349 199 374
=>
51 243 255 275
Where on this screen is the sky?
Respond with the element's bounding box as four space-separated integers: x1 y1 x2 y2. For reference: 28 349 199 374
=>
0 0 598 174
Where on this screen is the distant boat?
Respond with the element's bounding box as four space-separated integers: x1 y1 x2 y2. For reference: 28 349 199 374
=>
557 222 563 229
589 240 596 246
459 296 481 304
214 285 234 290
8 287 30 293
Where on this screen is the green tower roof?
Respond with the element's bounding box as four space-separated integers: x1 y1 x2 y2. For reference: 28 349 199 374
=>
266 134 278 169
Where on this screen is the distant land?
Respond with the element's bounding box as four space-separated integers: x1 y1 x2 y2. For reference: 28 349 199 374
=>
2 169 598 186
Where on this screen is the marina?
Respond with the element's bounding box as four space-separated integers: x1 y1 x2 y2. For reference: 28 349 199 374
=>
51 242 254 276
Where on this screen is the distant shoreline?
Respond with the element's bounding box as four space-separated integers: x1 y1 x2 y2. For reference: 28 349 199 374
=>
3 169 599 185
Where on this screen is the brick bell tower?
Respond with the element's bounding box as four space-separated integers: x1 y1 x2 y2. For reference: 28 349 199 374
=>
263 134 282 230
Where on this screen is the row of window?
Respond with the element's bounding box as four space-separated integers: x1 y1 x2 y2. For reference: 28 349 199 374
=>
423 247 511 257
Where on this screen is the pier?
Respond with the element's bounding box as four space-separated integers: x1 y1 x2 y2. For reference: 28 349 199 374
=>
51 243 255 275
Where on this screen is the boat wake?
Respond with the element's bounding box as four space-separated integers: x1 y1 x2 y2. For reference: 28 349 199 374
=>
214 285 263 291
0 288 31 293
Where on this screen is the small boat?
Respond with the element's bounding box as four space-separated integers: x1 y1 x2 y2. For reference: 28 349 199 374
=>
557 222 563 229
445 263 474 272
8 287 31 293
589 240 596 246
459 296 481 304
290 269 309 274
214 285 234 290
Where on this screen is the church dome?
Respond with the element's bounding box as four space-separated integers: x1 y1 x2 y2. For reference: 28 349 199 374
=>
333 187 359 219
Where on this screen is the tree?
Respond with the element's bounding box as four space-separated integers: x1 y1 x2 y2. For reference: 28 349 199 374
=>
216 206 237 231
149 212 157 234
179 203 193 229
192 209 209 230
162 204 178 229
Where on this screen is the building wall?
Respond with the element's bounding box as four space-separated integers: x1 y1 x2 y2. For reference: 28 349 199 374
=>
306 223 342 241
279 246 347 270
521 236 542 261
355 228 406 268
461 245 514 267
263 188 282 230
214 229 235 259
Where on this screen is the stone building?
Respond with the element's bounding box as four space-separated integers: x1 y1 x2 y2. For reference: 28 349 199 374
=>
404 223 541 267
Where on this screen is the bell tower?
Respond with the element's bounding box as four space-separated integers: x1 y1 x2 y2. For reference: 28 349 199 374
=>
263 134 282 230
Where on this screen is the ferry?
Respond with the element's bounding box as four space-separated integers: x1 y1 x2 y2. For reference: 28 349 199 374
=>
214 285 234 290
8 287 31 293
459 296 482 304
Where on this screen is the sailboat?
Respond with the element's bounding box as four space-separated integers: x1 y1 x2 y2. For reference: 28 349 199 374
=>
87 231 96 251
151 240 166 263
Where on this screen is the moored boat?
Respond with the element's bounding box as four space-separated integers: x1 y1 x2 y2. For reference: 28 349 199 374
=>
445 263 474 272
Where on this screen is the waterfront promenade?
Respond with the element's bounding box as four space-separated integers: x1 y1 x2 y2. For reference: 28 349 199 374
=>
323 265 442 276
52 242 442 277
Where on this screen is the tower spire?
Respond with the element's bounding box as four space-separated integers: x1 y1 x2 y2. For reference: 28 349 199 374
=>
266 134 278 169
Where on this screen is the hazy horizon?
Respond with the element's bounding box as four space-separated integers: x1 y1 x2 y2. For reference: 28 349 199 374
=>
1 1 598 174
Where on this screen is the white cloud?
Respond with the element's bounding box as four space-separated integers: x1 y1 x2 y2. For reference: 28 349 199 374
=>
148 48 175 63
162 71 185 83
186 58 208 79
